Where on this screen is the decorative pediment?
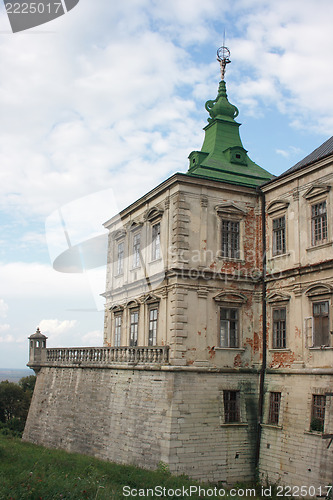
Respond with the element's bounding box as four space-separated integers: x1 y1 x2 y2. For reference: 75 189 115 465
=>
126 299 140 309
213 290 248 304
305 283 333 297
109 304 124 312
127 220 143 232
266 291 291 303
140 293 161 304
303 184 331 200
267 200 289 215
145 207 164 222
215 203 247 217
111 229 126 240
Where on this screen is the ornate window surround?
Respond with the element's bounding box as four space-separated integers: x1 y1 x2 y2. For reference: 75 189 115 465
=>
215 203 247 261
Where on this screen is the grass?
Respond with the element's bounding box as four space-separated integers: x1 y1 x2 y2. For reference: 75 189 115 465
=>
0 433 245 500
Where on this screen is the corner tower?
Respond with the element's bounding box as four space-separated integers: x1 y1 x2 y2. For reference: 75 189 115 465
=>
188 46 273 186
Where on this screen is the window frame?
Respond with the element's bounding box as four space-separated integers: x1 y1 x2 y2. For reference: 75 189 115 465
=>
129 309 139 347
272 307 287 349
312 300 330 347
151 222 161 261
223 390 241 423
221 219 240 259
219 307 239 348
116 240 124 276
272 215 286 256
114 313 122 347
310 394 326 432
132 231 141 269
268 392 281 426
311 201 328 246
148 306 158 346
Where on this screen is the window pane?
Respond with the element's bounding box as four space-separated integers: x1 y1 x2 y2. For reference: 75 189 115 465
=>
220 308 239 348
148 308 158 346
268 392 281 425
273 308 286 349
117 242 124 274
311 202 327 245
313 301 329 347
273 216 286 255
114 315 122 347
223 390 240 423
130 311 139 346
221 220 240 258
310 395 326 432
152 223 161 260
132 233 141 268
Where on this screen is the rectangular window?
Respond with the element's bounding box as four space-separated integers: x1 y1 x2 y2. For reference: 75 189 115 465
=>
310 394 326 432
268 392 281 425
152 223 161 260
132 233 141 268
117 242 124 275
313 301 329 347
273 216 286 255
148 308 158 346
114 314 122 347
220 308 239 348
273 308 286 349
129 310 139 346
221 220 240 258
223 390 240 423
311 201 327 245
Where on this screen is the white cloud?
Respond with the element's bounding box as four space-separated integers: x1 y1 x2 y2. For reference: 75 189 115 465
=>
0 0 332 222
0 299 8 318
82 330 103 346
0 324 10 333
39 319 77 338
0 333 14 343
0 261 92 299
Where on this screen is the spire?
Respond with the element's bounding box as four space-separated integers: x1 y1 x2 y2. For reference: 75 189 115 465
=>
187 46 273 187
205 46 239 123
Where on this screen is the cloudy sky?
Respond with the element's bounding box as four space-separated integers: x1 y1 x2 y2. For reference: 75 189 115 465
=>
0 0 332 369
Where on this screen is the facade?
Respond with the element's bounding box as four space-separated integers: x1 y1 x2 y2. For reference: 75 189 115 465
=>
23 50 333 488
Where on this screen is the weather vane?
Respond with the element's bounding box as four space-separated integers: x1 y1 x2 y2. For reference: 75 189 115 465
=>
217 45 231 81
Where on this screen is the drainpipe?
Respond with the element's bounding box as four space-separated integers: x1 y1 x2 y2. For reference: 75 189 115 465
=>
255 188 267 471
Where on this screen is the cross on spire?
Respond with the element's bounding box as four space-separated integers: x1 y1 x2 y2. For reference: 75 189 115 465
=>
217 46 231 81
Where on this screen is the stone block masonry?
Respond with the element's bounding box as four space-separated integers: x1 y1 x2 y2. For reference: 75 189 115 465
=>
259 372 333 490
23 366 258 484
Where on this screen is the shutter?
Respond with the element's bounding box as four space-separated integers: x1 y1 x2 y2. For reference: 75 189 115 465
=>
304 317 313 348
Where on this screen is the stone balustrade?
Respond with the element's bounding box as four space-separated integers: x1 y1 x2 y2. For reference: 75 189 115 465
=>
45 345 170 366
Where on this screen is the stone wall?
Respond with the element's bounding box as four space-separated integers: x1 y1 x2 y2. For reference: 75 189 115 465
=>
259 372 333 489
23 366 258 484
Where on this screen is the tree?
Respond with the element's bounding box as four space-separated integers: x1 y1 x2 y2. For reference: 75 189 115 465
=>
19 375 36 394
0 375 36 435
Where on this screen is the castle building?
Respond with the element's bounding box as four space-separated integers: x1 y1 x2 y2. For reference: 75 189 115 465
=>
23 48 333 488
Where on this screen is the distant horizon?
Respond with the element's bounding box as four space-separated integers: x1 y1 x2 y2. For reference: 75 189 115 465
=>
0 368 35 383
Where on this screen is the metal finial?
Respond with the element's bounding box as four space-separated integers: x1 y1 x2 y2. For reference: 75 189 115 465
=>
217 46 231 81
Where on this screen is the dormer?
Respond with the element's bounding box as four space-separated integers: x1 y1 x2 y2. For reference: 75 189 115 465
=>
224 146 248 166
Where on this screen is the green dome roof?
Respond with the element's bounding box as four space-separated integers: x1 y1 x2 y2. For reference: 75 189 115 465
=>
187 47 273 188
205 80 239 123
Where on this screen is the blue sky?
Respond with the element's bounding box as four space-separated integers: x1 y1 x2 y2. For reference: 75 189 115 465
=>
0 0 332 368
